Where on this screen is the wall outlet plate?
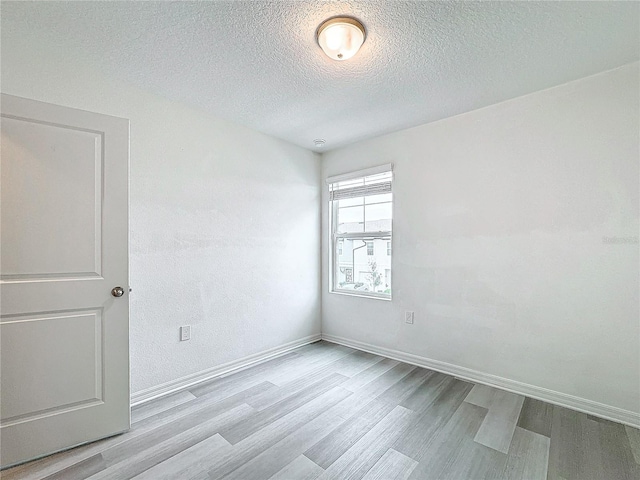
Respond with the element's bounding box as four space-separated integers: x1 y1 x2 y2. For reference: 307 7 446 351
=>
405 311 414 324
180 325 191 341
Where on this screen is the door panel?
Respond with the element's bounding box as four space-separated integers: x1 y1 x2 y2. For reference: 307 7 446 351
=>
0 94 129 468
1 309 103 422
1 116 103 278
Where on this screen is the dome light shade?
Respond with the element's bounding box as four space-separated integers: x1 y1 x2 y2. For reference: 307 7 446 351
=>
317 17 366 61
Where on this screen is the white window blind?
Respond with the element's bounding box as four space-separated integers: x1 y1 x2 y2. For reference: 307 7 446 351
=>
328 167 393 202
329 179 392 201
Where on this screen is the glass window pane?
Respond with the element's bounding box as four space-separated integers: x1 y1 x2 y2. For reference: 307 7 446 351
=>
335 238 355 288
338 196 363 208
365 202 392 221
364 202 392 231
365 193 392 205
335 236 391 295
337 205 364 233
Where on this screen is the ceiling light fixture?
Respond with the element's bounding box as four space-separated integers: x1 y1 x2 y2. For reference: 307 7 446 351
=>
316 17 366 61
314 139 326 148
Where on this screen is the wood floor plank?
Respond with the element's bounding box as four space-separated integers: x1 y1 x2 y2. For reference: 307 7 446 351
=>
406 402 503 480
268 455 324 480
190 352 301 397
265 343 355 385
264 346 355 387
219 372 348 445
625 425 640 465
224 392 377 480
473 389 525 454
131 390 197 424
361 449 417 480
139 380 275 431
317 405 416 480
87 404 254 480
332 351 386 378
132 380 275 437
393 379 474 461
131 434 231 480
502 426 550 480
441 440 506 479
42 453 107 480
341 357 400 392
247 368 346 411
288 350 387 388
547 405 595 480
596 417 640 480
206 387 353 480
1 442 106 480
399 372 453 414
355 362 417 398
517 397 553 438
464 383 496 409
305 399 396 469
545 405 640 480
376 368 433 406
96 387 266 467
415 438 506 480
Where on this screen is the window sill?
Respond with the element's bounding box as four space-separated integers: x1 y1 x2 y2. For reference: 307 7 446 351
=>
329 290 392 302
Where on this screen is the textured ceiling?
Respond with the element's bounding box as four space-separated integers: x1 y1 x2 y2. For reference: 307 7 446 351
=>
2 1 638 152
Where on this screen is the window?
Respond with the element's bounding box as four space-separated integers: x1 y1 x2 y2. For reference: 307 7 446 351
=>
366 241 374 256
328 165 392 299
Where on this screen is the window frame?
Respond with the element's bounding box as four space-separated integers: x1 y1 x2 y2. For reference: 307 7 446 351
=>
328 167 393 301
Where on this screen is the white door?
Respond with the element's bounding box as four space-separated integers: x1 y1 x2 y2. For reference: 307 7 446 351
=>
0 94 130 468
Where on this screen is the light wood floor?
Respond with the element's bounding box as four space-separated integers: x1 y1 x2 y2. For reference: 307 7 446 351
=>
3 341 639 480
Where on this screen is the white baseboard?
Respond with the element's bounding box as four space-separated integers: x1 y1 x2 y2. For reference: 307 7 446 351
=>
322 333 640 428
130 334 322 406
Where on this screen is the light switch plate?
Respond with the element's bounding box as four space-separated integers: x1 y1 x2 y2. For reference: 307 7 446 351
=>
180 325 191 341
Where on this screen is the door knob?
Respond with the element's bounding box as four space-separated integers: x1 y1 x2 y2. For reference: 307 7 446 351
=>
111 286 125 298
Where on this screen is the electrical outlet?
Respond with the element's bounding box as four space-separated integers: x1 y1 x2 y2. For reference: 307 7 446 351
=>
180 325 191 341
405 311 414 324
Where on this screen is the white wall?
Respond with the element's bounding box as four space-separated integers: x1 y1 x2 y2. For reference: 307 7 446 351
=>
322 63 640 414
2 32 321 395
